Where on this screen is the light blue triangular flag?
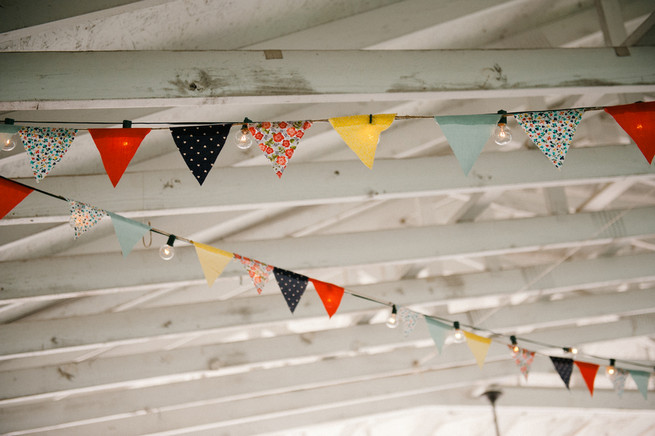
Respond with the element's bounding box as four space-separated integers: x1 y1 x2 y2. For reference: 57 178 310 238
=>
629 369 651 399
109 212 151 257
434 113 500 175
425 316 450 354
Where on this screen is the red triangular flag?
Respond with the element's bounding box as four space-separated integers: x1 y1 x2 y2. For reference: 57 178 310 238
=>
574 361 599 396
0 178 33 219
605 101 655 164
89 128 151 187
310 279 345 318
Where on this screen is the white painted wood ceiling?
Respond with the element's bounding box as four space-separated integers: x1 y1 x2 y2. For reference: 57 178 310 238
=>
1 1 655 435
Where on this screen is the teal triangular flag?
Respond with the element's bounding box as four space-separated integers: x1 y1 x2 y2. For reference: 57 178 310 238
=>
629 370 650 399
425 317 450 354
109 212 151 257
434 113 500 175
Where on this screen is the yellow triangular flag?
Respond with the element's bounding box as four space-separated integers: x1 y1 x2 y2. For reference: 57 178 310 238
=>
329 114 396 169
464 331 492 369
193 242 234 287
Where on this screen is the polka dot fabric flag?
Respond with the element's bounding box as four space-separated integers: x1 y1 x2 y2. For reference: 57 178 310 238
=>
249 121 312 178
170 124 231 185
19 127 77 182
509 346 535 381
515 109 584 168
550 356 573 389
68 200 107 239
234 254 274 295
273 267 309 313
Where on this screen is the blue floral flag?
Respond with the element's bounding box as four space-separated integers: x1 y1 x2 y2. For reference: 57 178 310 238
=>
425 317 450 354
434 114 500 175
19 127 77 182
109 212 151 257
170 124 231 185
610 368 629 397
68 200 107 239
629 370 650 399
273 267 309 313
550 356 573 389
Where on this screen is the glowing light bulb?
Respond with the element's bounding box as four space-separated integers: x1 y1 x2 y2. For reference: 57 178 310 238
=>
235 128 253 149
493 123 512 145
570 347 578 355
386 305 398 328
1 134 17 152
159 235 176 260
452 321 466 344
510 335 519 353
606 359 616 377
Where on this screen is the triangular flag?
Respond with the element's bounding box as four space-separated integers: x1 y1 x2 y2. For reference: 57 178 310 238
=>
399 307 419 337
170 124 231 185
434 113 500 175
68 200 107 239
108 212 151 257
610 368 629 397
464 331 492 369
550 356 574 389
629 369 650 399
193 242 234 287
329 114 396 169
509 345 535 381
18 127 77 182
0 178 33 219
310 278 345 318
88 128 151 187
233 254 273 294
575 361 599 396
605 101 655 164
425 317 450 354
273 267 308 313
249 121 312 178
515 109 584 168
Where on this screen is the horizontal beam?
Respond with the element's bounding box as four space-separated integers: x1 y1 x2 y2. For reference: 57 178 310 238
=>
1 48 655 109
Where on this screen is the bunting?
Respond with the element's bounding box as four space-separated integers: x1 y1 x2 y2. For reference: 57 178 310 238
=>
310 279 345 318
550 356 574 389
434 113 500 175
234 254 274 294
629 370 650 399
509 346 536 381
68 200 107 239
108 212 151 257
329 114 395 169
193 242 234 287
170 124 231 185
425 317 450 354
605 101 655 164
399 307 419 337
273 267 309 313
464 331 492 368
610 368 629 397
575 361 599 396
0 177 33 219
515 109 584 168
88 128 151 187
18 127 77 182
249 121 312 178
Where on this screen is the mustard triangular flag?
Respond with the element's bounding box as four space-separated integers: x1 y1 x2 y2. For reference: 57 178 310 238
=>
193 242 233 287
464 331 492 369
329 114 395 168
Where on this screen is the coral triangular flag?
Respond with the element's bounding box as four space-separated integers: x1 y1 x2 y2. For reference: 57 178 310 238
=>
233 254 273 294
515 109 584 168
629 369 650 399
329 114 396 169
434 113 500 175
193 242 233 287
610 368 629 397
575 361 599 396
108 212 151 257
68 200 107 239
18 127 77 182
88 128 151 187
550 356 573 389
605 101 655 164
249 121 312 178
170 124 231 185
0 178 33 219
273 267 308 314
310 278 344 318
509 345 536 381
464 331 492 368
425 317 450 354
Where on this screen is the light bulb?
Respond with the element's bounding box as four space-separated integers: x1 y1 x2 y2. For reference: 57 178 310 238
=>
452 321 466 343
493 123 512 145
159 235 176 260
570 347 578 355
386 305 398 328
606 359 616 377
1 133 17 152
510 336 519 353
235 129 253 149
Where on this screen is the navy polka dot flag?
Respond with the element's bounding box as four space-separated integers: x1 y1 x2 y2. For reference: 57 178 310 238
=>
550 356 573 389
170 124 231 185
273 267 309 314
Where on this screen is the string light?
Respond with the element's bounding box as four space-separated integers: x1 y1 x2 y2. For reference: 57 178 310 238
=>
493 110 512 145
0 118 19 152
159 234 176 260
510 335 519 353
235 117 253 149
386 304 399 328
564 346 579 355
452 321 466 343
606 358 616 376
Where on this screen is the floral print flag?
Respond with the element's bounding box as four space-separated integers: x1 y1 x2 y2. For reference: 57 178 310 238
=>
609 368 629 397
19 127 77 182
69 200 107 239
515 109 584 168
399 307 419 337
249 121 312 178
509 345 535 381
234 254 274 294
